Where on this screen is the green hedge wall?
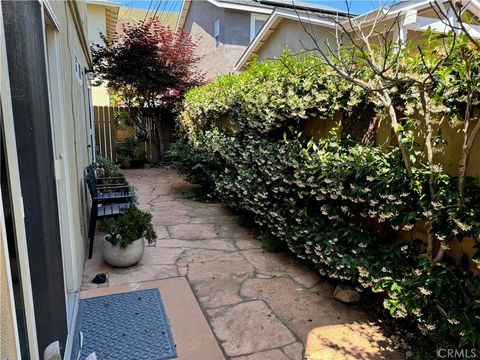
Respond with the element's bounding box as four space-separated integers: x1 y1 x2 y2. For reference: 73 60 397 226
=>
169 53 480 350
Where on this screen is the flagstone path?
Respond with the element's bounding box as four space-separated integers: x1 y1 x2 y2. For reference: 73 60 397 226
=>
81 167 403 360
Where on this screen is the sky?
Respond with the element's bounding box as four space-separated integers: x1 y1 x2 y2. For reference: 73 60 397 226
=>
117 0 386 15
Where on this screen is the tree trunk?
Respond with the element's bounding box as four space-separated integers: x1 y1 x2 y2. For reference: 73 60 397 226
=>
382 91 414 179
154 113 166 163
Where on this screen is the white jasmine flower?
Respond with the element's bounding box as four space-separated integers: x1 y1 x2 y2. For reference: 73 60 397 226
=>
453 218 472 232
358 266 369 277
423 210 432 218
413 308 422 317
419 287 432 296
447 318 459 325
393 309 407 318
431 201 443 210
440 242 450 250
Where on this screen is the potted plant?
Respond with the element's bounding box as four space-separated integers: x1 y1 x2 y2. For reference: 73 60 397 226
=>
99 206 156 267
131 147 147 168
117 152 132 169
116 137 146 169
93 156 126 184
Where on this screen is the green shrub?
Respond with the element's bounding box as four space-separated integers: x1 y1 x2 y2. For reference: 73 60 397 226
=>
93 156 123 178
171 52 480 350
117 136 146 162
99 206 156 248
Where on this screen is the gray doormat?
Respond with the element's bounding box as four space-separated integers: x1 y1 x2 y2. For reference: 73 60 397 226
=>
72 289 177 360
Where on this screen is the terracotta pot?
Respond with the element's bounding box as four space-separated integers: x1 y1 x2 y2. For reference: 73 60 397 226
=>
102 236 145 267
120 159 131 169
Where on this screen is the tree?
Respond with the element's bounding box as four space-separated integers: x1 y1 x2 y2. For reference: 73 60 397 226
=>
295 0 480 263
91 17 204 158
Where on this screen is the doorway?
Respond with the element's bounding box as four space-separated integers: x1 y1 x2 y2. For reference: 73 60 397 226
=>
44 10 80 320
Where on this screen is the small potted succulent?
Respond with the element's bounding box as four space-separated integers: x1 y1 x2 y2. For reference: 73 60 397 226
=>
99 206 156 267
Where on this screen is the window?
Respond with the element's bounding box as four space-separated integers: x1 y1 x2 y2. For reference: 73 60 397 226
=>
214 19 220 48
250 13 268 42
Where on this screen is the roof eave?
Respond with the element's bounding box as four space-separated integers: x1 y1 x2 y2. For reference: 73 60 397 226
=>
176 0 273 31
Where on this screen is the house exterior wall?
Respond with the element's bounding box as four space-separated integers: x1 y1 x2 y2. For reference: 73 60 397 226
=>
255 18 337 61
222 9 252 73
49 0 92 293
183 0 257 79
87 4 110 106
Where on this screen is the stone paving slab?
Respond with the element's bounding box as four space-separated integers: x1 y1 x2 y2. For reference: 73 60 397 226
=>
81 167 403 360
208 301 297 356
305 323 402 360
240 277 367 342
187 254 254 308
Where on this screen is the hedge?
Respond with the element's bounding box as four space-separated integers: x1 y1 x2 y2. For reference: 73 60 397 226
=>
168 52 480 350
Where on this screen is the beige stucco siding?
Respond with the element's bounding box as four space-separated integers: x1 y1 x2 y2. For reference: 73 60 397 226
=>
49 0 93 291
256 18 337 61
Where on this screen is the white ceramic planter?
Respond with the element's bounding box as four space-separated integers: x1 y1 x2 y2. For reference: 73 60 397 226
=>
102 236 145 267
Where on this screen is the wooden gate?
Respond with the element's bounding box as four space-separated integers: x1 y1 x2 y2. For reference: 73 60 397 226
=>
93 106 163 163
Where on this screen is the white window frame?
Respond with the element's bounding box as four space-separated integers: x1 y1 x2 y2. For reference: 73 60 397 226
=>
214 19 221 48
250 13 268 42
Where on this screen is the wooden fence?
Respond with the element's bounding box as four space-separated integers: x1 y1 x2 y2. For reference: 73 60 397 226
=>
93 106 175 163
